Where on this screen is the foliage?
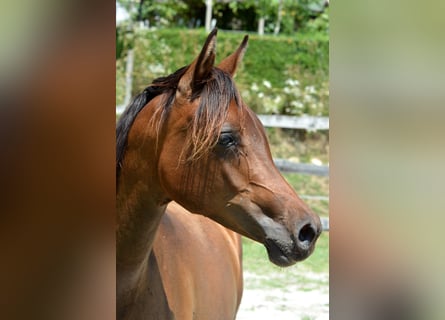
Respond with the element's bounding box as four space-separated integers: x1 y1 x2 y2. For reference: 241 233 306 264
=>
300 6 330 34
116 28 328 116
117 0 187 27
211 0 328 34
116 22 136 60
117 0 328 35
244 77 329 116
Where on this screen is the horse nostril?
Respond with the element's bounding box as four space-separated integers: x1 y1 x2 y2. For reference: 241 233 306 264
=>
298 223 317 248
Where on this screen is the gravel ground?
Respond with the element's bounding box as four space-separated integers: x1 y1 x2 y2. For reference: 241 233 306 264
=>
237 271 329 320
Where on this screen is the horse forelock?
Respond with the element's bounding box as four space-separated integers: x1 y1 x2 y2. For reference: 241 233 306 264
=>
182 68 242 162
151 67 242 163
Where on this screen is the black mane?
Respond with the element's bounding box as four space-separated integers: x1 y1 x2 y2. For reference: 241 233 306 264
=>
116 66 187 185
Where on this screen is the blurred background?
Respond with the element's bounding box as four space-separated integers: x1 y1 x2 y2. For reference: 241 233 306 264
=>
115 1 330 319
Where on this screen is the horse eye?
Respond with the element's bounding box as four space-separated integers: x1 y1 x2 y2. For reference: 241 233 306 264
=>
218 132 237 148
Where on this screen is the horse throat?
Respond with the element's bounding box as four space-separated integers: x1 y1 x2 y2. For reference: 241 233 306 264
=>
116 125 171 317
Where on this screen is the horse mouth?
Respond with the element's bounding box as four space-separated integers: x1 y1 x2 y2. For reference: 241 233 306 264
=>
264 238 312 267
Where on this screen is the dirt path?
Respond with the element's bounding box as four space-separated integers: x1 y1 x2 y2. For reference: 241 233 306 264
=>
237 271 329 320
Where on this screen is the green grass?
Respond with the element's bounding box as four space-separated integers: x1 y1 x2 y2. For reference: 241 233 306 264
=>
242 231 329 278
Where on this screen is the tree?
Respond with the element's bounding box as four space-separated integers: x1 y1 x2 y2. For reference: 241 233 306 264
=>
273 0 283 35
116 0 328 34
117 0 187 27
215 0 327 35
217 0 277 35
251 0 276 35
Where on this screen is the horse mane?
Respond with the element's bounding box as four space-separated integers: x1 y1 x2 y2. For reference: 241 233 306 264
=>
116 66 241 187
116 66 187 184
184 68 242 161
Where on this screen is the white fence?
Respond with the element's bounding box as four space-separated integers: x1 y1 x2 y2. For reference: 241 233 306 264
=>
273 158 329 176
257 114 329 131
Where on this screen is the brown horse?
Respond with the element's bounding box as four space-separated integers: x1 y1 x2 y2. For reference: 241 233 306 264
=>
116 29 322 319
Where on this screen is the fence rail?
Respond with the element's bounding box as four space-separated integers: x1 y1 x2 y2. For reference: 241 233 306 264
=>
257 114 329 130
274 159 329 176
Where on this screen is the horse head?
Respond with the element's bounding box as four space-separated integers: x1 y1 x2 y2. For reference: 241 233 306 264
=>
134 29 322 267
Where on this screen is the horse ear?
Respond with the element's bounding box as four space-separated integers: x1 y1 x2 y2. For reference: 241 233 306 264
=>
217 35 248 77
177 28 217 97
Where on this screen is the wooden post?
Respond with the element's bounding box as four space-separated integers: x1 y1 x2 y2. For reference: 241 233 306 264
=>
124 49 134 106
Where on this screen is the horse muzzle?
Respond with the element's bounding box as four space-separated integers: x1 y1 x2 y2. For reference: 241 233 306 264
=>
224 195 322 267
264 217 322 267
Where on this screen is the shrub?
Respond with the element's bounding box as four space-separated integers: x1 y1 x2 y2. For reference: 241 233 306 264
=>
117 28 328 116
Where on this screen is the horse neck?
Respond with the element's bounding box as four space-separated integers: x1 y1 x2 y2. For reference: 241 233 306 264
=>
116 100 168 286
116 184 165 271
